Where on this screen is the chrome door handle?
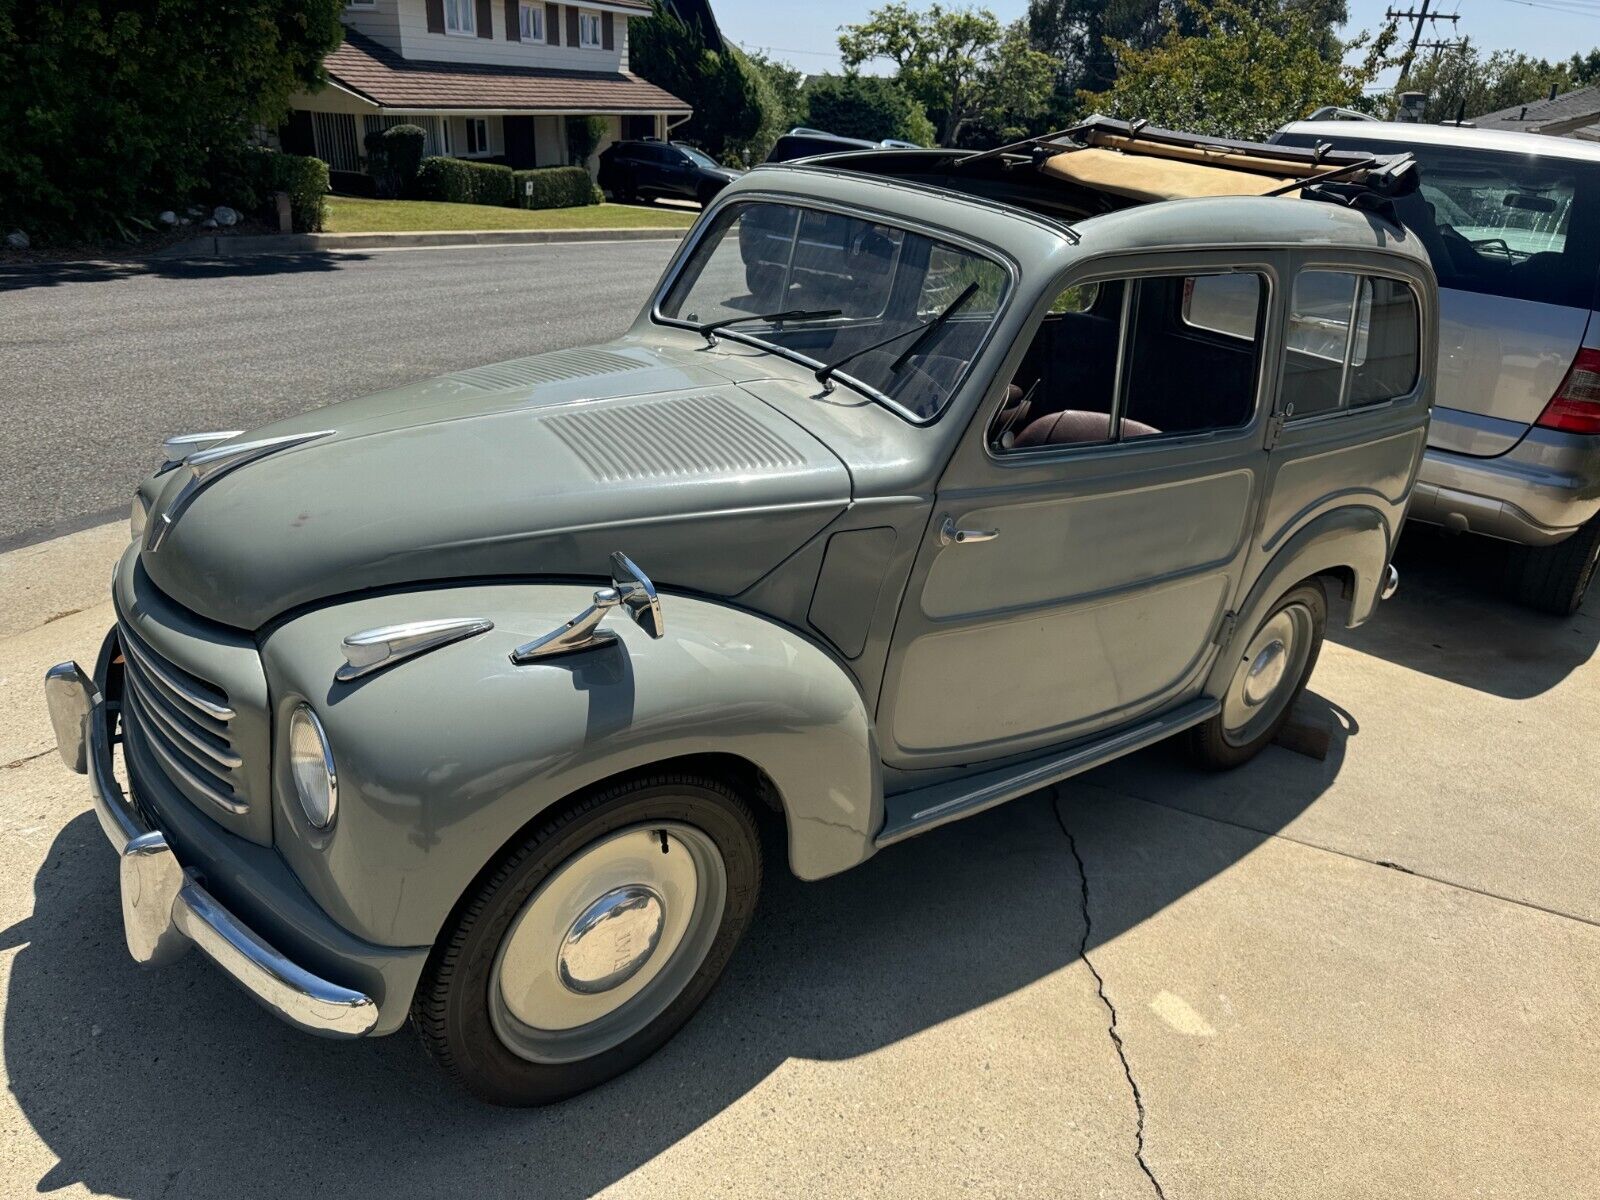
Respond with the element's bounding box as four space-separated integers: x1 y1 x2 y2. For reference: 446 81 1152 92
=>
939 515 999 546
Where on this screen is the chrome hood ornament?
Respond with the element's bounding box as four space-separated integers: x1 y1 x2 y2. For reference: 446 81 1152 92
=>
336 618 495 683
512 552 665 663
145 430 334 552
161 430 244 467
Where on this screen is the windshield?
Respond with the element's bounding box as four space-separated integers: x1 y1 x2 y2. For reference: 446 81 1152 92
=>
658 200 1010 420
675 144 721 170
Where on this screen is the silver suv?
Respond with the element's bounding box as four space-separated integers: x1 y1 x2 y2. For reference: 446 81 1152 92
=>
1277 121 1600 614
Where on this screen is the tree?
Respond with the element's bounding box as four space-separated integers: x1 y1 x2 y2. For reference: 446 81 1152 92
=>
839 4 1060 145
1079 0 1393 142
802 74 938 144
0 0 344 243
631 1 777 165
1404 41 1589 123
743 49 807 133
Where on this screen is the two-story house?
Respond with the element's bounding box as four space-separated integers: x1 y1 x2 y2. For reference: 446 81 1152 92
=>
283 0 691 187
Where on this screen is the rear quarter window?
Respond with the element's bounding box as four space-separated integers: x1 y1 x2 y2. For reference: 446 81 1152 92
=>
1276 134 1600 309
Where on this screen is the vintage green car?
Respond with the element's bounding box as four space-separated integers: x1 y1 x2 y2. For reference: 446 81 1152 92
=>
45 120 1434 1105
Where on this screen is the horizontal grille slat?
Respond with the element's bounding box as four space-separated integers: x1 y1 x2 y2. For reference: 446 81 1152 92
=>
119 625 234 721
123 668 242 771
123 687 246 814
116 621 247 818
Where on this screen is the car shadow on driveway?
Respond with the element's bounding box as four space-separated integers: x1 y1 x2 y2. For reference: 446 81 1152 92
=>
1 712 1353 1199
1329 524 1597 699
0 253 371 293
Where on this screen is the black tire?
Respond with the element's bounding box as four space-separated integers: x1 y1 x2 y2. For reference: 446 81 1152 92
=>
1186 580 1327 771
412 773 762 1106
1503 516 1600 616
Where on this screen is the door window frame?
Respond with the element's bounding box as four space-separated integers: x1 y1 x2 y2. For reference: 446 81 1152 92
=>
980 253 1280 468
1279 262 1426 425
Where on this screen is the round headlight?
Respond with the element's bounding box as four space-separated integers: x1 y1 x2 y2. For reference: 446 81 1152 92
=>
287 703 337 829
129 492 149 541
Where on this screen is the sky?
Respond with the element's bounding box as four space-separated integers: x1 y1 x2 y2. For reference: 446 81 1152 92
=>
714 0 1597 90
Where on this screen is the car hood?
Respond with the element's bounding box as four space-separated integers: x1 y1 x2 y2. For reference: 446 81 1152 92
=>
138 343 852 629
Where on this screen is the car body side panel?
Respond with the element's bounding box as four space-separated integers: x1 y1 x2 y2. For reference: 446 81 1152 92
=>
262 584 880 948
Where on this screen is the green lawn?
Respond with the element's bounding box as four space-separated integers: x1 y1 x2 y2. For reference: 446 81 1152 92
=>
324 196 696 233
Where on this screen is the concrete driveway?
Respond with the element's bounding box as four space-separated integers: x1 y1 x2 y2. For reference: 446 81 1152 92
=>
1 523 1595 1199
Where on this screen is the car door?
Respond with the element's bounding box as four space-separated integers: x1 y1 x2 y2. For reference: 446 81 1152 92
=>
1251 253 1433 596
876 253 1283 770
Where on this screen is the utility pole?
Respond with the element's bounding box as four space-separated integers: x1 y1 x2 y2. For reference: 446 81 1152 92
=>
1386 2 1461 90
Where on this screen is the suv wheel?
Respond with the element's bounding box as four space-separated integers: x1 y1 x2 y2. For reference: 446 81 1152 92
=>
412 773 762 1106
1186 580 1326 771
1504 516 1600 616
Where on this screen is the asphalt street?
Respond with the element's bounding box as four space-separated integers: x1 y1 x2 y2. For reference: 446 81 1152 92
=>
0 240 681 550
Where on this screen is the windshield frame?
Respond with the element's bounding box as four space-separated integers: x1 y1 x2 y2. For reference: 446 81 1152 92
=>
649 192 1018 425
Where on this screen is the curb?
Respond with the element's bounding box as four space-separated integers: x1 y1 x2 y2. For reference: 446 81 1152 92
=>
156 226 689 258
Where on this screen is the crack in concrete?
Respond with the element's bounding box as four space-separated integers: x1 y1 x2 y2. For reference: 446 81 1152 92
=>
1054 792 1168 1200
3 748 55 771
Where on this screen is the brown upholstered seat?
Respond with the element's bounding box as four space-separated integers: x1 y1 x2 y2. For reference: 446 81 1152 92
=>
1014 410 1160 446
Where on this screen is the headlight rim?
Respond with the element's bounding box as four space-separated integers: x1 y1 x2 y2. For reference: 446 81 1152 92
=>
129 492 149 541
288 702 338 830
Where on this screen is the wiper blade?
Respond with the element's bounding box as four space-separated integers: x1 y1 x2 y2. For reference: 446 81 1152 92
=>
814 282 979 394
695 307 842 345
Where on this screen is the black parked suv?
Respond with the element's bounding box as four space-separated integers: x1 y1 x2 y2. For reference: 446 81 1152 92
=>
598 140 743 206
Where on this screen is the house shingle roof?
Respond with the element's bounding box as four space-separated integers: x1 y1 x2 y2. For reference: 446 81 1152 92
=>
325 29 690 114
1474 85 1600 137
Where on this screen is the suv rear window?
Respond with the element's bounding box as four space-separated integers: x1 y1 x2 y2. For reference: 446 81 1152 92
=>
1276 134 1600 309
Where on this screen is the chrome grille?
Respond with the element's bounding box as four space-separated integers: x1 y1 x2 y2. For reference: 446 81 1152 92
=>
117 621 246 815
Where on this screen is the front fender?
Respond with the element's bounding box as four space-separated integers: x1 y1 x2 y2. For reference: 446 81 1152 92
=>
262 583 879 949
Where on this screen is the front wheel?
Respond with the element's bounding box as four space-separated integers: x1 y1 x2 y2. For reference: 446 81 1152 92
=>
412 773 762 1105
1186 580 1326 771
1503 516 1600 616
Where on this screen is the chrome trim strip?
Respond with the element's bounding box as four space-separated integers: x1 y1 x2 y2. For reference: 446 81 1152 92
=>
146 430 333 552
124 688 248 814
77 680 378 1038
336 617 494 683
123 668 242 770
118 628 235 721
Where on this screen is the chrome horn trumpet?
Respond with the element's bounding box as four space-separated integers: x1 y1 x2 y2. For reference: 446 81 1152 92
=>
511 552 666 664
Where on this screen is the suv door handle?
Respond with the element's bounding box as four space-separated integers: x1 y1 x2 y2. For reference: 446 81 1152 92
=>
939 515 999 545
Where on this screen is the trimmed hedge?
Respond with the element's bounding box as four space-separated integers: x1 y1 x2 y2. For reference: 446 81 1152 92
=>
512 167 601 210
412 156 515 206
271 152 331 232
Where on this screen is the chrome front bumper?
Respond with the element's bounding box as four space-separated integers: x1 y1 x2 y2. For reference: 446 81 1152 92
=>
45 660 378 1038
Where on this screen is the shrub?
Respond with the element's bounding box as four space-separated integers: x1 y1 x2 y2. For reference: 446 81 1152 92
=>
272 152 330 232
0 0 344 244
383 125 427 196
412 156 516 205
565 115 609 167
512 166 601 210
365 129 394 197
801 74 936 146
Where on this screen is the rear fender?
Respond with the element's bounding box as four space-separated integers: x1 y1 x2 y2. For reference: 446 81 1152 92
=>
1207 505 1393 695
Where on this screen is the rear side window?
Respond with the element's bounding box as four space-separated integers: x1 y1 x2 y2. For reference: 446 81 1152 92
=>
1284 270 1419 418
1276 134 1600 309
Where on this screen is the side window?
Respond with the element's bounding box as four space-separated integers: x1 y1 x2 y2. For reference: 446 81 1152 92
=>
1285 270 1420 418
994 271 1264 452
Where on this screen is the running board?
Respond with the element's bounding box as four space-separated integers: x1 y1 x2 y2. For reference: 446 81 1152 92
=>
875 697 1220 848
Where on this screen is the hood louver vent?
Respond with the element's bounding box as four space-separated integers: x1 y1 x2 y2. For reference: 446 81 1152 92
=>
541 393 806 483
451 348 642 392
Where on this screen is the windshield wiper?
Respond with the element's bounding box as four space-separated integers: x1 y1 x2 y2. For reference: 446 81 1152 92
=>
813 282 979 394
694 307 842 346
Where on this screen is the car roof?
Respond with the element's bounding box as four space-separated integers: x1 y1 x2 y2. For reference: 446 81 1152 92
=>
1280 120 1600 164
729 162 1433 272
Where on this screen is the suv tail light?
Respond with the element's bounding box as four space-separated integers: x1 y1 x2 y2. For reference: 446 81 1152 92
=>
1536 347 1600 434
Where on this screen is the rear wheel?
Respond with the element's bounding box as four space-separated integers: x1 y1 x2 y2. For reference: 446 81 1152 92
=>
412 773 762 1106
1503 516 1600 616
1186 581 1326 771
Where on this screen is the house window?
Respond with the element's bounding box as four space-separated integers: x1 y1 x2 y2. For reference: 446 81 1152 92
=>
578 9 602 47
465 117 490 157
440 119 453 155
346 0 375 8
444 0 475 35
518 1 542 39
